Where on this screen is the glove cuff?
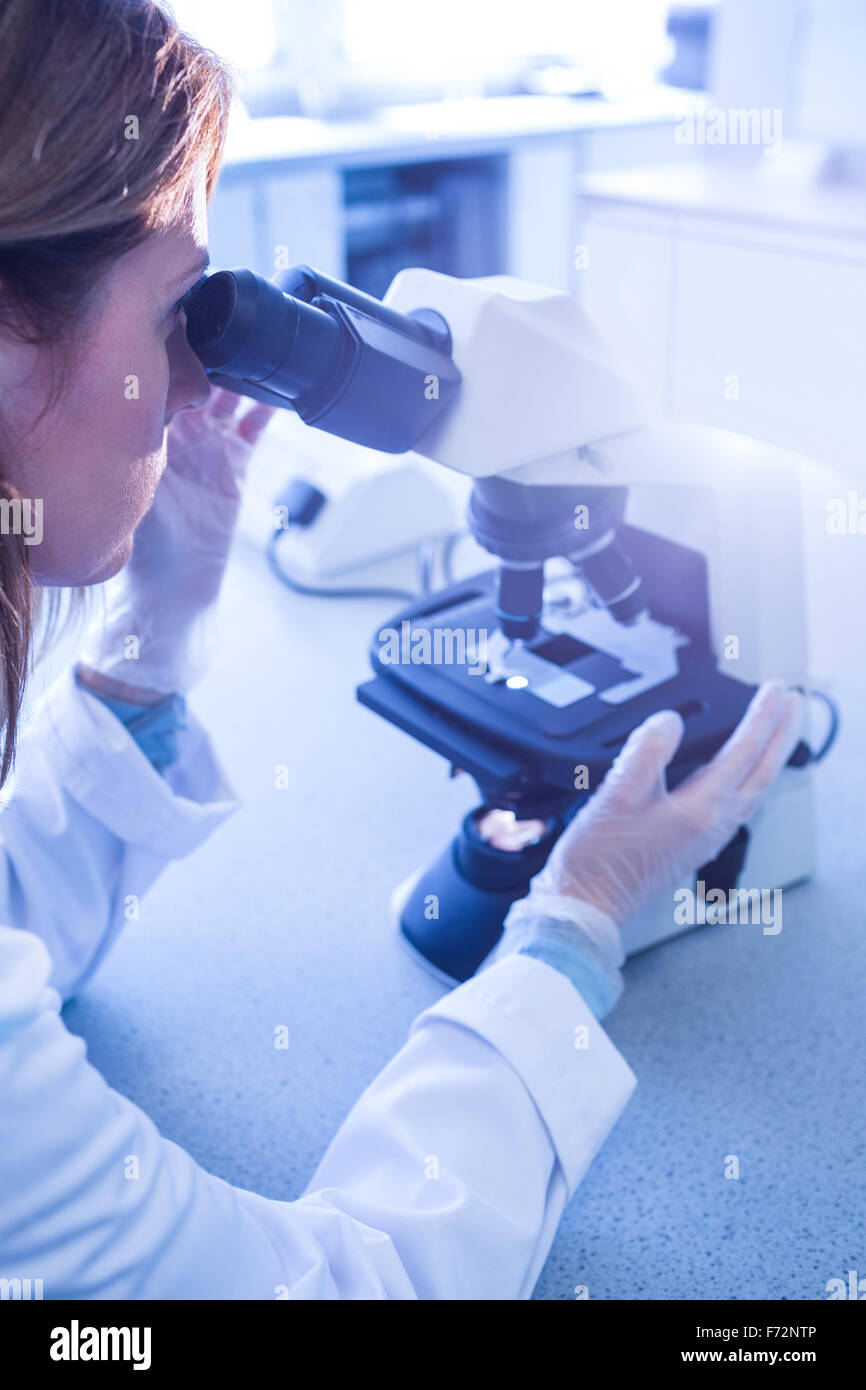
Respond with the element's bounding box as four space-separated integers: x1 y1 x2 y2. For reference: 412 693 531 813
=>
506 892 625 970
79 602 214 696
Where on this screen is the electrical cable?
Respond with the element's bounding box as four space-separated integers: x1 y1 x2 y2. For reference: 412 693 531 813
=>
802 687 840 763
266 523 467 603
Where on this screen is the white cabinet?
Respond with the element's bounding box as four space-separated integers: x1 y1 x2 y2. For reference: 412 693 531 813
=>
508 126 693 292
262 167 346 278
578 164 866 477
207 106 691 294
209 166 345 277
578 207 676 413
671 232 866 471
506 140 580 290
207 177 262 272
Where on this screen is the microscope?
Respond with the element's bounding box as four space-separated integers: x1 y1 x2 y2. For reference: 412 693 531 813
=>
184 264 819 983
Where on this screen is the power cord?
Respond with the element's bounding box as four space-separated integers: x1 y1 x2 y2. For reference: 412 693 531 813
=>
266 522 472 604
800 687 840 763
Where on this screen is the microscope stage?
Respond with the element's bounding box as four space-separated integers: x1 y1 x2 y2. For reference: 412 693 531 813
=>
360 564 758 803
482 588 690 710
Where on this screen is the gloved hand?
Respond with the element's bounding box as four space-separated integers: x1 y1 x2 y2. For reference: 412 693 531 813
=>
492 679 805 964
79 388 274 699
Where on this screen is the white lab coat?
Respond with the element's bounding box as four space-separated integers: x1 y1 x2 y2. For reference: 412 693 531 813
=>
0 669 636 1299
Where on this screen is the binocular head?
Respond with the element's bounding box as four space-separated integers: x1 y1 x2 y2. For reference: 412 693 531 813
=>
182 264 462 454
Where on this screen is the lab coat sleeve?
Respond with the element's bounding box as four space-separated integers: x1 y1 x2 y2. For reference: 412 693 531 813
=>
290 949 637 1298
0 927 635 1301
0 668 237 1000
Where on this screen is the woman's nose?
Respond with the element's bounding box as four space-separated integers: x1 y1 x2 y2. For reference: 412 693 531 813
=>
165 319 211 417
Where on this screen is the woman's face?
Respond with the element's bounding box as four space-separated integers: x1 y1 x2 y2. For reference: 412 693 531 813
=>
0 171 212 586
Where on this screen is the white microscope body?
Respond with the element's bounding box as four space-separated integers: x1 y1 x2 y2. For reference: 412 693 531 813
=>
389 269 815 953
278 268 817 954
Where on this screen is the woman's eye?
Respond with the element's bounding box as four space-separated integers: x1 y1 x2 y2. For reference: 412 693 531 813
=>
165 296 187 331
175 274 208 317
166 275 208 334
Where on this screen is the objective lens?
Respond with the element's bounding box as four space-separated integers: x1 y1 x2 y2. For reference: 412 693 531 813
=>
578 538 647 625
496 564 545 641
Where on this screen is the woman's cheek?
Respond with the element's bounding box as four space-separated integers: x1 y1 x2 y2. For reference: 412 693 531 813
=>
118 351 169 513
144 334 172 450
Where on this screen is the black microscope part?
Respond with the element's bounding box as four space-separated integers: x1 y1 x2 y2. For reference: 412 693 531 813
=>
184 264 462 454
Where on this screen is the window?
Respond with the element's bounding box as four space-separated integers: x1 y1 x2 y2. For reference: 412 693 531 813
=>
169 0 277 70
340 0 667 75
169 0 674 113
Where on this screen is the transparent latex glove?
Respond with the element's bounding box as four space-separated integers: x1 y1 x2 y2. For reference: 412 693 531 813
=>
510 680 805 949
80 388 274 699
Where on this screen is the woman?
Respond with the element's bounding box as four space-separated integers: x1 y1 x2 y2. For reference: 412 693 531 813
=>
0 0 804 1299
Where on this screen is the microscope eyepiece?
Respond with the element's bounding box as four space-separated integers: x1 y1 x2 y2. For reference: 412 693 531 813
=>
184 268 341 396
182 264 462 454
185 270 238 354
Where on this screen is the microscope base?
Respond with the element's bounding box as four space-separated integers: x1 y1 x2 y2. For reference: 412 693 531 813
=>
390 764 814 984
391 869 467 989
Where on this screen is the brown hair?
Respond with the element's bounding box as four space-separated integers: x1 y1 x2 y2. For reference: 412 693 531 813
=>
0 0 234 782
